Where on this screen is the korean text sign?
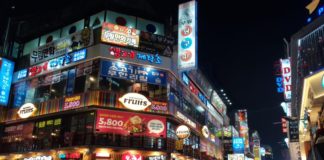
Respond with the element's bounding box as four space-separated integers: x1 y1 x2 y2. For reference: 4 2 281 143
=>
0 58 14 106
96 109 166 138
178 1 197 70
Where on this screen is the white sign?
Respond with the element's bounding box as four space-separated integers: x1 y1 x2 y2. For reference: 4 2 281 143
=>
176 125 190 139
176 111 197 128
281 58 291 100
119 93 151 111
178 1 197 70
17 103 37 119
227 154 244 160
24 156 52 160
289 142 302 160
202 125 210 138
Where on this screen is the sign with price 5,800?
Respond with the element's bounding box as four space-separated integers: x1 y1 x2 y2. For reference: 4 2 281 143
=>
96 109 166 138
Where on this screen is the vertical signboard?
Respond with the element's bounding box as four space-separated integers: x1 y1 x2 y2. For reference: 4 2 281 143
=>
280 58 291 100
232 137 245 154
178 1 197 70
0 58 15 106
236 110 250 150
288 119 299 142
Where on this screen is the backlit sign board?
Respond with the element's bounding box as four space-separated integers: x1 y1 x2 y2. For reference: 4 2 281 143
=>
0 57 14 106
101 22 140 48
176 125 191 139
109 46 162 64
280 58 291 100
119 93 152 111
17 103 37 119
122 152 142 160
29 49 87 77
96 109 166 138
233 137 245 154
178 1 197 70
176 111 197 128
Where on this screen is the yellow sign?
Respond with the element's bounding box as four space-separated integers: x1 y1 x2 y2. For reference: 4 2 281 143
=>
306 0 320 14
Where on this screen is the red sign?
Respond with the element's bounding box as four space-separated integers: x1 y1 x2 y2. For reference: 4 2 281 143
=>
96 110 166 138
189 81 199 96
122 152 142 160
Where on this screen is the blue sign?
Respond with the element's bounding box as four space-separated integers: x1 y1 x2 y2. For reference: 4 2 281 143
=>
17 69 28 80
137 53 162 64
182 73 189 85
0 58 15 106
13 81 27 108
72 49 87 62
233 137 245 153
101 60 167 86
276 77 284 93
180 37 192 49
66 69 76 96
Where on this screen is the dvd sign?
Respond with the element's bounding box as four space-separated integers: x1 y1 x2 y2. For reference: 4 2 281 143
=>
119 93 151 111
18 103 37 119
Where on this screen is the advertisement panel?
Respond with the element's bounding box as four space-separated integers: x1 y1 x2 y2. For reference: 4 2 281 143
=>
96 109 166 138
100 60 167 86
236 110 250 150
228 154 244 160
29 49 87 77
101 22 140 48
232 138 245 154
0 57 15 106
280 58 291 100
30 28 93 65
178 1 197 70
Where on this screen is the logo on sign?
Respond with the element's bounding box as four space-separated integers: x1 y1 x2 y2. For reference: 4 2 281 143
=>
17 103 37 119
202 125 210 138
119 93 152 111
176 125 190 139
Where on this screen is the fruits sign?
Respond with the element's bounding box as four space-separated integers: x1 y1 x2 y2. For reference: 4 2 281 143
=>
119 93 152 111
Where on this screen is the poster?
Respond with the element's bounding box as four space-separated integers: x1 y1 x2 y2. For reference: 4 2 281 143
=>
96 109 166 138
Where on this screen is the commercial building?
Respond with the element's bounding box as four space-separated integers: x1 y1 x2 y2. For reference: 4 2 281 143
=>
0 1 229 160
290 7 324 160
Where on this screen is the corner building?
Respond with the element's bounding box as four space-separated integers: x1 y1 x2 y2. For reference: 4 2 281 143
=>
0 7 228 160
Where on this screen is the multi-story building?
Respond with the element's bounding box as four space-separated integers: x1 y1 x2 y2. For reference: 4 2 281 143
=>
0 2 229 160
290 9 324 160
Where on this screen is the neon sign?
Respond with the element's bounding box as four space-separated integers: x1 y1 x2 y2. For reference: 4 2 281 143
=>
0 57 14 106
109 46 162 64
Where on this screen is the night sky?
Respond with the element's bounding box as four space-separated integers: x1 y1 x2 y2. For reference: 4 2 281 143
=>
0 0 315 159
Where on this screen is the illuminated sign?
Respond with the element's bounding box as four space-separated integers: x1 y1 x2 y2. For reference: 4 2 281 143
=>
202 125 210 138
0 58 14 106
17 69 28 80
176 125 191 139
101 60 167 86
227 154 244 160
182 72 189 85
30 28 93 65
29 49 87 77
178 1 197 70
24 156 52 160
322 74 324 88
122 152 142 160
58 153 81 159
109 46 162 64
17 103 37 119
119 93 152 111
306 0 320 14
95 152 110 158
64 95 81 110
233 137 245 154
176 111 197 128
276 77 284 93
96 109 166 137
280 59 291 100
101 22 140 47
147 155 166 160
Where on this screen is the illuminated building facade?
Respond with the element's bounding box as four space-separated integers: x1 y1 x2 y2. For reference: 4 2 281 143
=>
290 12 324 160
0 2 229 160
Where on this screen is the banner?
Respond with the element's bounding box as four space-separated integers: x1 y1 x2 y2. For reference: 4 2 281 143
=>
30 28 93 65
100 60 167 86
0 57 15 106
96 109 166 138
280 58 291 100
178 1 197 70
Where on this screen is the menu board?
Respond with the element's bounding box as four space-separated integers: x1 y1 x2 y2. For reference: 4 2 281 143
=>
101 60 167 86
96 109 166 138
